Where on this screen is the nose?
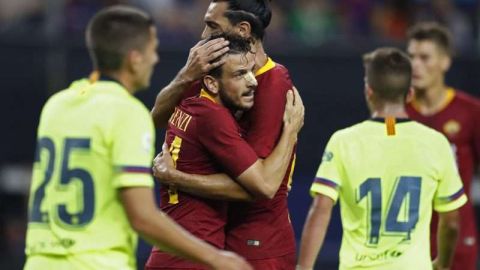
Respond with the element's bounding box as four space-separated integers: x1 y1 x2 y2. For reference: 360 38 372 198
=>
245 71 257 87
201 26 209 39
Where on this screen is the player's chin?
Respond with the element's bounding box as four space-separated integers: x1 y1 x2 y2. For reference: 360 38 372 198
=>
240 97 254 110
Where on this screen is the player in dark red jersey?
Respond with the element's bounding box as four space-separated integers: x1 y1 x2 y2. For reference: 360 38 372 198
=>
406 22 480 270
146 34 304 269
150 1 299 269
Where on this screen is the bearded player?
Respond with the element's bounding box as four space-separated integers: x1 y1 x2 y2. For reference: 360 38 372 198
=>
151 1 299 269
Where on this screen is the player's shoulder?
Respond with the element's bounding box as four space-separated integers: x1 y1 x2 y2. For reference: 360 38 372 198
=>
453 89 480 109
259 59 292 85
41 79 89 112
181 96 233 122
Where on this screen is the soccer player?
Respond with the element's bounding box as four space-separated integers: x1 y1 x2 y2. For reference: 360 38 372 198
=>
296 48 467 270
406 22 480 270
146 34 304 269
151 1 298 268
23 6 252 270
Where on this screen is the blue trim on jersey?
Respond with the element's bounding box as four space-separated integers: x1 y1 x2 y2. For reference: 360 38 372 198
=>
313 177 339 189
439 187 465 202
117 166 152 174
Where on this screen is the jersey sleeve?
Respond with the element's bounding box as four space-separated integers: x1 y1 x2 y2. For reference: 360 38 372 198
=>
472 100 480 166
199 108 258 178
433 135 467 212
243 70 292 158
310 132 343 202
181 80 202 101
110 102 155 188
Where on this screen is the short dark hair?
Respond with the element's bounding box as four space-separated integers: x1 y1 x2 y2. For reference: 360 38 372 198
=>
213 0 272 40
207 33 252 78
86 5 154 73
363 48 412 102
407 22 453 56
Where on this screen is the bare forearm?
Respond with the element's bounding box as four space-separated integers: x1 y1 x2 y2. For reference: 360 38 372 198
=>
121 188 218 268
167 169 254 201
151 69 193 128
436 214 460 268
297 196 333 269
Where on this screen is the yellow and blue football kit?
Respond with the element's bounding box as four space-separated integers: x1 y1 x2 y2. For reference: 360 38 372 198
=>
311 118 467 270
24 77 155 270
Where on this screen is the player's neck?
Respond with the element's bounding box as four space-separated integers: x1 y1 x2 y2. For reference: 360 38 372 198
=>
371 103 408 119
253 41 268 72
103 71 137 95
413 80 449 114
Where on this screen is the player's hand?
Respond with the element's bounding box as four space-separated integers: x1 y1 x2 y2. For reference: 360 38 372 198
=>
283 86 305 134
209 250 253 270
432 258 451 270
179 38 230 83
152 143 175 183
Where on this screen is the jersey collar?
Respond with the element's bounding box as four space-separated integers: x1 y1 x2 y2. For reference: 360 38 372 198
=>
255 57 276 77
410 87 456 115
370 117 411 123
200 89 217 103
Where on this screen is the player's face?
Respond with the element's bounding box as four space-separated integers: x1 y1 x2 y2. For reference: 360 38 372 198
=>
407 40 450 91
201 2 234 39
135 26 159 90
218 52 257 111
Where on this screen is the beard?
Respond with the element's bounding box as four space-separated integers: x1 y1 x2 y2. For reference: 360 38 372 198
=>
218 81 251 112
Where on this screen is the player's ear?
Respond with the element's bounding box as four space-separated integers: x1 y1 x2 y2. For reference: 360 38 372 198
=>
406 87 415 103
440 54 451 72
127 50 143 73
365 84 374 98
203 75 220 95
234 21 252 39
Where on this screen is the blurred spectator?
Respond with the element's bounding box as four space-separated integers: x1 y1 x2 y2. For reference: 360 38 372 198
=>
414 0 474 53
289 0 339 46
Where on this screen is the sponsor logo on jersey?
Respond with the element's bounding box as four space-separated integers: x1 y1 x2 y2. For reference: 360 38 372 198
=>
355 249 403 262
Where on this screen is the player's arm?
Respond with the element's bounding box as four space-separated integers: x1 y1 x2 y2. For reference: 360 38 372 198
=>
296 195 334 270
433 209 461 270
151 38 229 128
432 135 469 270
120 187 252 270
235 88 303 198
153 151 254 201
154 89 304 200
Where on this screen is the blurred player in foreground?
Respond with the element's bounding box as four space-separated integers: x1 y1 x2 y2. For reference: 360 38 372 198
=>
147 33 304 269
297 48 466 270
23 5 251 270
151 1 299 268
406 22 480 270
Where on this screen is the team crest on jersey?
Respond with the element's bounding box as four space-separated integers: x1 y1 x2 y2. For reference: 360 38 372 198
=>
322 151 333 162
443 120 461 137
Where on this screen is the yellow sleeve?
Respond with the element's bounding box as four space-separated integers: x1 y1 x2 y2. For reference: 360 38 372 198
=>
433 136 467 212
110 101 155 188
310 132 343 203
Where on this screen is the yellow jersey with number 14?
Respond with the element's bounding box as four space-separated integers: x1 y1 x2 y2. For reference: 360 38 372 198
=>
25 78 155 270
311 118 467 270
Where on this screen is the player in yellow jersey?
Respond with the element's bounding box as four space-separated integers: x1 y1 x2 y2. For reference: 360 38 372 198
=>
23 5 251 270
296 48 466 270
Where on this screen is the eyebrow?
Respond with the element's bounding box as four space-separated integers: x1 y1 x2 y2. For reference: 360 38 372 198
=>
204 19 219 27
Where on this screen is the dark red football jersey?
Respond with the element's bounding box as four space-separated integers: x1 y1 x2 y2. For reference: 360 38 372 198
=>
407 89 480 265
146 92 258 269
225 59 297 260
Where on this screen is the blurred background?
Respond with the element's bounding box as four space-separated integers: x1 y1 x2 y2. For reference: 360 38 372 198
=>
1 0 479 269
